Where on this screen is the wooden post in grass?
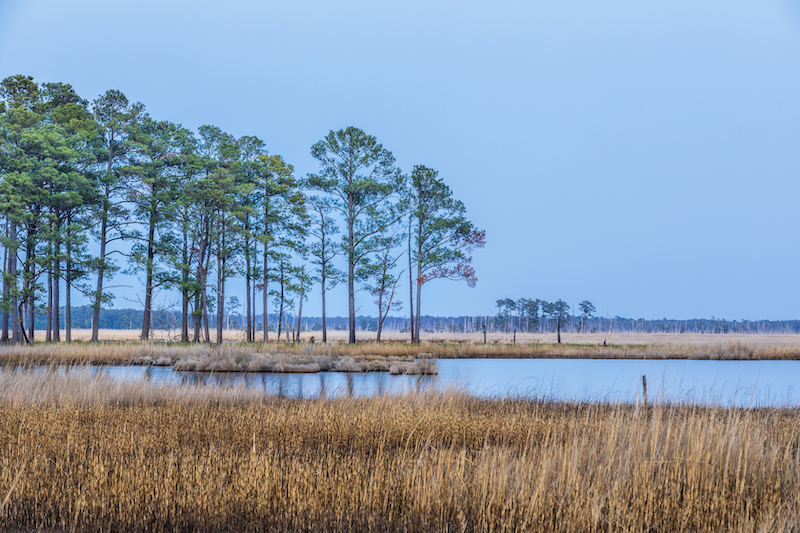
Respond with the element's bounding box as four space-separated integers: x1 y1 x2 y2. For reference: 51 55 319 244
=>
642 375 648 409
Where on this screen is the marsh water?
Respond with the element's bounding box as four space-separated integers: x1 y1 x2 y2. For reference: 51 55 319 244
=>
8 358 799 407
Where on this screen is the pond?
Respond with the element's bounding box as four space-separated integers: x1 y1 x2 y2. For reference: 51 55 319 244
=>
7 358 798 407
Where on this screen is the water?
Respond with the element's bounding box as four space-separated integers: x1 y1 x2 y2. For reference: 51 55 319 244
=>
4 358 798 406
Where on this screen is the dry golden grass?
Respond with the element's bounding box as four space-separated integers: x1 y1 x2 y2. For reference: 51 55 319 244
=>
3 333 800 366
48 327 800 346
0 344 439 374
0 370 798 532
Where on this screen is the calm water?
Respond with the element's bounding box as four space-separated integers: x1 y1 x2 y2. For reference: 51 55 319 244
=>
7 358 798 406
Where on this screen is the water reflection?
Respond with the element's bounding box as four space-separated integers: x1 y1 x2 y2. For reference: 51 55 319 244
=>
1 358 798 406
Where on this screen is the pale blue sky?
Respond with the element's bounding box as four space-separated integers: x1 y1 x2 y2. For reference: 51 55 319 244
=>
2 0 800 320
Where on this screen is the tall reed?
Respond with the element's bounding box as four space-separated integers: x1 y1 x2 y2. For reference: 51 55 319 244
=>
0 370 798 532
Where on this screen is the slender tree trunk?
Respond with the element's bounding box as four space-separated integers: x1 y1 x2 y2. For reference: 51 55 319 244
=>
216 215 224 345
65 226 72 343
181 222 190 343
25 229 35 343
1 218 8 344
140 211 156 341
245 235 252 343
65 273 72 343
295 289 303 342
193 289 201 343
376 290 384 344
408 216 414 343
321 275 327 343
268 243 274 342
347 210 356 344
46 218 53 341
46 263 52 342
8 221 19 344
557 317 562 344
413 223 424 344
91 184 110 343
198 255 210 345
202 231 212 344
252 261 257 342
276 264 284 342
18 302 29 345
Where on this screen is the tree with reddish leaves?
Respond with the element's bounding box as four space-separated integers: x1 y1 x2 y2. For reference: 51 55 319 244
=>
408 165 485 344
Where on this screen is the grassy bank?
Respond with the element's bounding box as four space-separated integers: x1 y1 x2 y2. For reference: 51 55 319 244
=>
0 371 798 532
2 336 800 366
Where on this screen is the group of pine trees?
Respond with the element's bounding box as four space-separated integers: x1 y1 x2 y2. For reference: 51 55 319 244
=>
0 74 485 345
495 298 596 341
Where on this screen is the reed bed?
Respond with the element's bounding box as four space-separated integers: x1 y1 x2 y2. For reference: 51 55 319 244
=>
0 371 798 532
2 337 800 367
0 344 439 374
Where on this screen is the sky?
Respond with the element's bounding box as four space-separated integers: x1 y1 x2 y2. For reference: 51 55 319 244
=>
2 0 800 321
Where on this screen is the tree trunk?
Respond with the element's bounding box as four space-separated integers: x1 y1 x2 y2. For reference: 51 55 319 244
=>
8 221 19 344
348 256 356 343
245 236 252 343
413 229 423 344
193 288 201 343
65 271 72 343
199 262 210 345
18 302 29 344
200 234 211 345
376 290 384 344
407 216 414 343
321 275 327 343
24 228 35 343
268 243 274 343
181 220 189 343
276 264 284 342
65 225 72 343
1 218 8 344
216 215 224 346
557 318 562 344
347 202 356 344
295 290 303 342
46 265 52 342
140 211 156 341
252 263 257 342
91 185 109 343
52 240 59 342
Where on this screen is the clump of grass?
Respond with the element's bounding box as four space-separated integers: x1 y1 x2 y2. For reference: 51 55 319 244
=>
0 370 798 532
162 346 438 374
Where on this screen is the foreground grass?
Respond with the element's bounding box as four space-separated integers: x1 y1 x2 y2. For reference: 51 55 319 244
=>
2 337 800 366
0 371 798 532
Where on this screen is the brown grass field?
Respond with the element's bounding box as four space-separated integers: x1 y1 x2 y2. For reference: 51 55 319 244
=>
2 330 800 365
42 328 800 347
0 370 798 532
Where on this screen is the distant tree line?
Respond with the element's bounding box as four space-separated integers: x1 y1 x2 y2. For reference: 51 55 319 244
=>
0 74 485 345
491 298 799 336
37 304 800 339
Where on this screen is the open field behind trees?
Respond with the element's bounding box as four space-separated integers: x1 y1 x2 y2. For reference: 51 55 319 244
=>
2 332 800 365
0 371 798 532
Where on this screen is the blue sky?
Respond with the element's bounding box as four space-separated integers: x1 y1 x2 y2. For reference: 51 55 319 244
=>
2 0 800 320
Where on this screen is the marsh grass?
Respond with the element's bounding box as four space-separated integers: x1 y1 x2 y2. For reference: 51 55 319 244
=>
0 344 439 374
2 337 799 367
0 370 799 532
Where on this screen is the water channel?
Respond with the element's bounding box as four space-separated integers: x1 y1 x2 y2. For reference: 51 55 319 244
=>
6 358 798 407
